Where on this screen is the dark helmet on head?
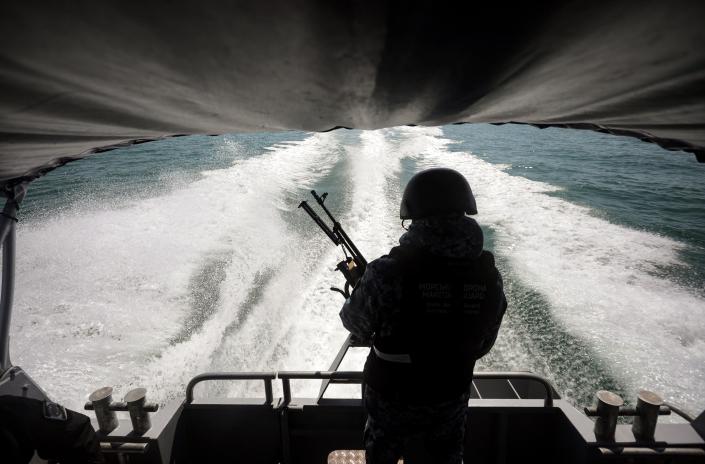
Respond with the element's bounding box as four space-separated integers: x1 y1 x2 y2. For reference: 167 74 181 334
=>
400 168 477 219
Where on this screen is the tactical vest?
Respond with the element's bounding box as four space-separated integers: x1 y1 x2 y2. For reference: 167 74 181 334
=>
364 245 503 404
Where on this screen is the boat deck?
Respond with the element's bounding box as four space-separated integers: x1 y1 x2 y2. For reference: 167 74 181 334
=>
83 370 704 463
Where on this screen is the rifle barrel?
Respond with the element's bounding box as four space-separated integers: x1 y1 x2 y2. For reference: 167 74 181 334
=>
303 191 367 272
311 190 338 224
298 201 340 245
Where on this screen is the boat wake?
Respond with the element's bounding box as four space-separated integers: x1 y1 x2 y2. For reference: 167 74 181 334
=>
12 127 705 416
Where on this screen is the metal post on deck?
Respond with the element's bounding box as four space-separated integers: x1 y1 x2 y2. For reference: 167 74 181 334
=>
0 184 26 374
632 390 664 442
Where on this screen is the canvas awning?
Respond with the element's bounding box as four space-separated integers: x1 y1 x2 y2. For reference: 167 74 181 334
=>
2 1 704 191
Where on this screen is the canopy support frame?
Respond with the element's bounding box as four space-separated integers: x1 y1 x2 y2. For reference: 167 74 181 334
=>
0 184 26 375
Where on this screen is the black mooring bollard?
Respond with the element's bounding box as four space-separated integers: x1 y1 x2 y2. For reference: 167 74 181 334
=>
633 390 663 441
593 390 623 441
87 386 119 434
125 387 158 435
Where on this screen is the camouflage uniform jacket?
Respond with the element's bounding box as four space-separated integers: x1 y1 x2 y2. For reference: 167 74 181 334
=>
340 214 506 365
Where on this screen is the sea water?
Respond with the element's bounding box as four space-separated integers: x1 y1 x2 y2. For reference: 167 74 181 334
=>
9 124 705 418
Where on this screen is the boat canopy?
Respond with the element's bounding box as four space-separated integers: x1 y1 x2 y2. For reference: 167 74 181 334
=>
1 1 704 191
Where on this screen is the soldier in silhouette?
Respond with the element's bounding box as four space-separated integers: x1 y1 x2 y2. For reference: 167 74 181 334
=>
341 168 507 464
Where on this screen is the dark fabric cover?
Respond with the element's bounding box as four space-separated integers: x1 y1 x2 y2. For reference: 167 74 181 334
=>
2 1 704 189
0 395 103 463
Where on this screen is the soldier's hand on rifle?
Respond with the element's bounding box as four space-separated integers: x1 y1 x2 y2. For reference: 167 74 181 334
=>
337 257 363 287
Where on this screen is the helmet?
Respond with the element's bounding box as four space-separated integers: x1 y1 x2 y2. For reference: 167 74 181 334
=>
400 168 477 219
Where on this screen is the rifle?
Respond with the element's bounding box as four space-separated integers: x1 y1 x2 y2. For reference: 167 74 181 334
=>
298 190 367 298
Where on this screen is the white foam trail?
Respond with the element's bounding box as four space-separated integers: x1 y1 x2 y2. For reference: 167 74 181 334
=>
396 127 705 412
246 129 406 398
12 133 340 409
347 130 406 257
14 127 703 415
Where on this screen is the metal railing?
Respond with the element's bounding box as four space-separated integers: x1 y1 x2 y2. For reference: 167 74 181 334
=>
183 371 556 407
185 372 276 404
472 372 556 408
279 371 364 404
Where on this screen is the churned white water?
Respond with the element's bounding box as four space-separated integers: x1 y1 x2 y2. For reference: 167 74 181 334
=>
10 126 705 417
403 127 705 412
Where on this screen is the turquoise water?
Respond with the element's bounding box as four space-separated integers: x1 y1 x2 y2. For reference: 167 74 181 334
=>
443 124 705 291
10 124 705 417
